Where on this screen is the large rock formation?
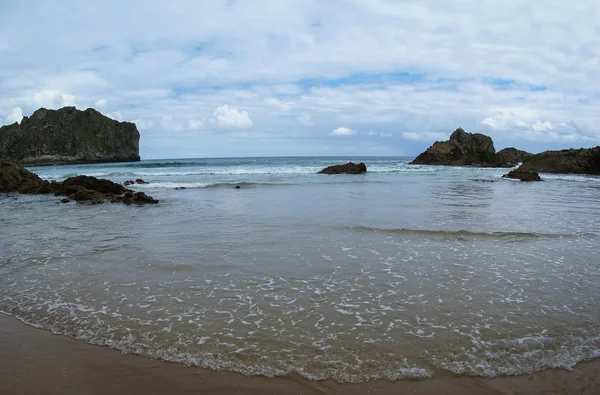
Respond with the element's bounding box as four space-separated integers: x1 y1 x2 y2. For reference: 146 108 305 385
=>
517 147 600 174
409 128 531 167
409 128 497 166
0 160 157 204
0 106 140 166
318 162 367 174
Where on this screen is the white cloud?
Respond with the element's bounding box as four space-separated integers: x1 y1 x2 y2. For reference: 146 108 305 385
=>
161 115 185 132
131 119 154 130
95 99 107 107
188 119 204 130
33 90 76 109
296 113 313 127
482 110 530 131
332 127 357 136
211 104 253 129
532 120 553 132
4 107 23 124
481 110 593 142
264 97 294 111
367 130 392 137
402 131 449 142
46 71 105 90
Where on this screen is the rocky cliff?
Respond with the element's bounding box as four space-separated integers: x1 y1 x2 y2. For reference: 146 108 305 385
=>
409 128 531 167
0 106 140 166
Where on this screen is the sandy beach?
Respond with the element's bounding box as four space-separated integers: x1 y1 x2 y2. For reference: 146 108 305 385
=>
0 313 598 395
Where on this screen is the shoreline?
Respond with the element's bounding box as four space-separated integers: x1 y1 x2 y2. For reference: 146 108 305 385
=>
1 313 598 395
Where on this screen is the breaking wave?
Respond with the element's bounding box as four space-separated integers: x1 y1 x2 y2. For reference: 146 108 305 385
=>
342 226 581 239
134 181 296 189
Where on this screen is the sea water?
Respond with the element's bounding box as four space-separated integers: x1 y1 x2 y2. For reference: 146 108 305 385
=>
1 156 599 382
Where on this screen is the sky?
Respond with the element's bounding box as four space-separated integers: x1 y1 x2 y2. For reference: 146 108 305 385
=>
1 1 599 159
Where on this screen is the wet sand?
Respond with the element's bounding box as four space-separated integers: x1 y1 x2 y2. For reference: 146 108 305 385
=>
1 313 598 395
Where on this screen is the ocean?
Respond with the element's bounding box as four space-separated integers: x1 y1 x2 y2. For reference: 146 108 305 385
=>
1 156 599 383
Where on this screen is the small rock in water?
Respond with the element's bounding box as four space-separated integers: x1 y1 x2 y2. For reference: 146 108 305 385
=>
133 191 158 203
318 162 367 174
175 187 186 190
117 190 159 204
235 185 241 189
135 178 149 184
502 168 542 182
123 180 135 186
60 198 70 203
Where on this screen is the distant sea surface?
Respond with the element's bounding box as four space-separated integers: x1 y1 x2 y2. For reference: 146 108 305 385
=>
1 156 600 382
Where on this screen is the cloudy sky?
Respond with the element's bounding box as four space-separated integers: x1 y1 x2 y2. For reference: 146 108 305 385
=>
1 1 598 158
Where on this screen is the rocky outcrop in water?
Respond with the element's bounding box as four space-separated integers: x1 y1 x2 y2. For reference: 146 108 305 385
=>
0 160 50 193
409 128 532 167
409 128 496 166
0 160 158 204
495 148 534 167
0 106 141 166
517 147 600 174
123 178 148 186
502 168 542 182
318 162 367 174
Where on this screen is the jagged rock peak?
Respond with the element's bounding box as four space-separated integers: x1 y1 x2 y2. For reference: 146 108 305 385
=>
409 128 532 168
409 128 497 166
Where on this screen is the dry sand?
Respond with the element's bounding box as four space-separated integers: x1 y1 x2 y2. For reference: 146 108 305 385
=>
1 313 598 395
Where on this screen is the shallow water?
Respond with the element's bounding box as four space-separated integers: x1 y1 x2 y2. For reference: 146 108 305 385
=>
1 157 600 382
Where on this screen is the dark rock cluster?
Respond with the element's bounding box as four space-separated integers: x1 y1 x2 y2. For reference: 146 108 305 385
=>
409 128 530 168
0 160 158 204
517 147 600 175
410 128 498 166
502 146 600 180
318 162 367 174
123 179 149 186
502 169 542 182
409 127 600 178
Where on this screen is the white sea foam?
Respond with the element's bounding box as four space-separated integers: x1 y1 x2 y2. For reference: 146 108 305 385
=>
32 161 473 181
541 174 600 183
133 182 211 189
